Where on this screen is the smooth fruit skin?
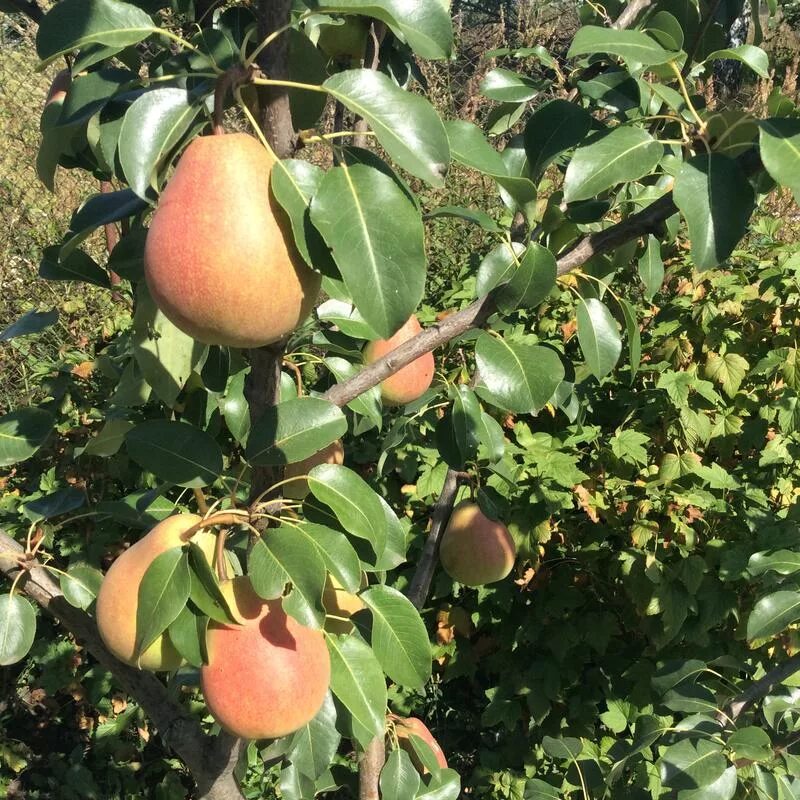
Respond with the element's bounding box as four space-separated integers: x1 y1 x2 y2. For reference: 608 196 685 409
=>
394 716 448 771
144 133 321 348
317 16 369 60
95 514 205 671
439 502 516 587
363 316 435 406
201 577 331 739
44 68 71 108
283 440 345 500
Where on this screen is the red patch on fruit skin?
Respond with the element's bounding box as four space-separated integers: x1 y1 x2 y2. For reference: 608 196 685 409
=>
394 716 448 771
201 596 330 740
364 316 435 406
144 133 321 348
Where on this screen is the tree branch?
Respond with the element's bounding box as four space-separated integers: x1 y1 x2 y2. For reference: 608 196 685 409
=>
358 736 386 800
0 532 244 800
611 0 655 29
717 653 800 725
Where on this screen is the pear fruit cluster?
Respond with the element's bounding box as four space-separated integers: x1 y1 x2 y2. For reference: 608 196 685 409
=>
144 133 321 348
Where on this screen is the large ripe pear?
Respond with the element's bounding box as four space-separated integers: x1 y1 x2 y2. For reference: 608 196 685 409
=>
363 316 435 406
95 514 211 671
201 577 331 739
144 133 321 348
439 502 516 587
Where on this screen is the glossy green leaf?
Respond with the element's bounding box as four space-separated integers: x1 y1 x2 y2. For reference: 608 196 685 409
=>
79 419 134 459
307 0 452 60
618 297 642 378
308 464 386 557
577 298 622 380
168 605 207 668
371 496 407 571
564 127 663 202
271 159 337 275
749 550 800 576
728 726 772 762
673 153 755 269
324 357 382 427
705 45 769 78
524 779 560 799
323 70 449 186
658 738 726 790
638 234 664 300
119 88 200 201
326 633 387 748
186 542 237 625
747 590 800 641
60 564 103 610
0 594 37 666
245 397 347 466
0 408 54 467
495 243 557 313
361 585 431 688
40 245 110 288
310 163 426 338
423 206 503 232
524 99 592 180
759 118 800 203
580 69 641 112
23 488 84 522
678 766 737 800
0 309 59 342
568 25 676 66
380 749 420 800
475 333 564 413
287 692 340 780
480 68 541 102
477 411 505 463
126 420 223 488
37 0 153 66
248 526 327 628
300 523 362 594
134 547 190 660
476 241 527 297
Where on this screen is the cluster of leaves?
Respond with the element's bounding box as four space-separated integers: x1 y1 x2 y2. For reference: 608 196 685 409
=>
2 0 800 796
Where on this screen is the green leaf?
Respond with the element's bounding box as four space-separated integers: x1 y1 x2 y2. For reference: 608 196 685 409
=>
372 496 407 571
480 68 541 102
704 352 749 397
168 605 207 668
445 120 537 216
309 0 452 59
673 154 755 269
134 547 190 660
287 28 328 129
245 397 347 466
568 25 676 66
324 357 382 427
326 634 387 748
747 590 800 641
36 0 154 66
577 298 622 379
119 88 201 201
287 692 340 780
79 419 134 458
249 526 327 629
310 163 426 339
449 385 483 467
39 246 110 288
705 45 770 78
477 411 505 463
126 420 223 488
0 408 54 467
423 206 502 232
317 299 379 340
495 244 557 313
638 235 664 300
60 564 103 610
323 70 449 186
759 118 800 203
416 768 461 799
749 550 800 577
728 727 772 762
476 241 527 297
360 585 431 688
658 738 726 790
380 749 421 800
564 127 663 202
219 369 250 445
308 464 387 558
611 429 649 466
132 285 206 407
300 523 362 594
524 779 560 800
542 736 583 760
0 595 37 666
186 542 237 625
475 333 564 413
0 309 59 342
579 68 641 113
523 99 592 179
618 297 641 378
271 159 338 274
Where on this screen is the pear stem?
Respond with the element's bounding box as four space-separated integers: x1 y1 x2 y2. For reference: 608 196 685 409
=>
193 488 209 514
213 65 256 136
184 510 250 539
215 529 230 582
282 359 304 397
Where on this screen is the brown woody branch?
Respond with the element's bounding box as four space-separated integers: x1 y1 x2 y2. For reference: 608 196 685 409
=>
611 0 655 29
0 532 244 800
